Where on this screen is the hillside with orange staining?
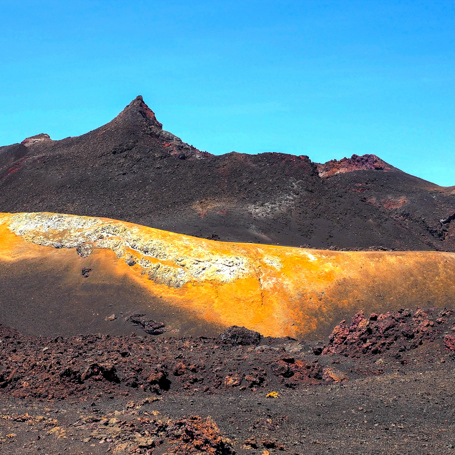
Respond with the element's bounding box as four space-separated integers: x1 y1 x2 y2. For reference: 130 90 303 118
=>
1 212 455 339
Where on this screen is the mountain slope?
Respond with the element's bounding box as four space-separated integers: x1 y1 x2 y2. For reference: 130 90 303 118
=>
1 96 454 251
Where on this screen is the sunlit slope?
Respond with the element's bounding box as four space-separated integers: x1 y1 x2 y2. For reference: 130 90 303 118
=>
1 212 455 339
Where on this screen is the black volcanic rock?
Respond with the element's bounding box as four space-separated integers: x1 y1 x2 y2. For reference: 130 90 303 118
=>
219 326 262 346
1 96 455 251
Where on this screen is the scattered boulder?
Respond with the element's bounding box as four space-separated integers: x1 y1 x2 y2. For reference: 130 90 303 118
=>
81 267 92 278
127 314 166 335
219 326 262 346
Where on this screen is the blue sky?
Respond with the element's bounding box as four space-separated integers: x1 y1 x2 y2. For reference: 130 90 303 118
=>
1 0 454 185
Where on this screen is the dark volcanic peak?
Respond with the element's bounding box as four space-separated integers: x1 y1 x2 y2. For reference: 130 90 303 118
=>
317 154 395 178
114 95 163 130
104 95 208 160
1 95 455 252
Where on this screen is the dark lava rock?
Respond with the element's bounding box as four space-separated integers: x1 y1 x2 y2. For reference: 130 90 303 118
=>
81 267 92 278
219 326 262 346
127 314 166 335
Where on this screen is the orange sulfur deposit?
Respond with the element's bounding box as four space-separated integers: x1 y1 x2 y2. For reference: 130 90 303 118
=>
1 212 455 339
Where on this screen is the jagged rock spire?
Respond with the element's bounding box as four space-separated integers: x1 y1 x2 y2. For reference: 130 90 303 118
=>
114 95 163 129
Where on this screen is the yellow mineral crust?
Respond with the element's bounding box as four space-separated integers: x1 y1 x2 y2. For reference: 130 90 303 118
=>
1 212 455 338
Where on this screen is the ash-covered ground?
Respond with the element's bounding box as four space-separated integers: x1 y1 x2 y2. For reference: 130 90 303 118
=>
1 308 455 454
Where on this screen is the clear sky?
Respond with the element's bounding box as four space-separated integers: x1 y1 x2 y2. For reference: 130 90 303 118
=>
1 1 454 185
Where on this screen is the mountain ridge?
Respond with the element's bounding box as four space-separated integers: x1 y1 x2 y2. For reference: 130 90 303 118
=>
1 96 454 252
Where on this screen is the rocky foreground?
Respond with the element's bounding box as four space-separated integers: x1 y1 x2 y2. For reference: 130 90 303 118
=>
1 308 455 454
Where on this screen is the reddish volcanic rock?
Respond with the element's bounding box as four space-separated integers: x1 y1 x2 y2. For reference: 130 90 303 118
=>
21 133 52 147
166 416 235 454
322 308 453 358
1 309 455 453
444 334 455 351
0 324 338 401
317 154 394 178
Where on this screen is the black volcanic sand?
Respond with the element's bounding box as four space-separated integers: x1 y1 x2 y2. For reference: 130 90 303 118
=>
1 308 455 454
0 250 224 338
1 96 455 252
